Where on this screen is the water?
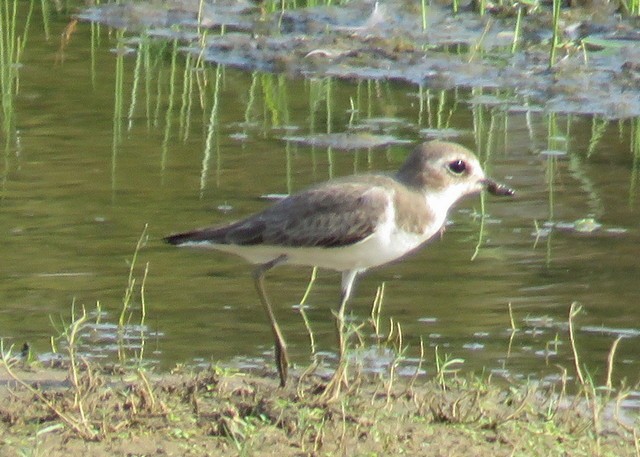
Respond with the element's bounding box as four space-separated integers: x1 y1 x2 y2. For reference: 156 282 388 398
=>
1 3 639 394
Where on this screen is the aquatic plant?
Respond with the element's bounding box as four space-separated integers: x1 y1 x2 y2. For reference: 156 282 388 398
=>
0 0 33 138
548 0 562 68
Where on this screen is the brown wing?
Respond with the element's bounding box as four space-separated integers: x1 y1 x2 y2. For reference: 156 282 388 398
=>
165 182 391 248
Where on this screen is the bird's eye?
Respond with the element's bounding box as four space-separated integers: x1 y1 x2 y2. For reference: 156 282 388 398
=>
448 160 467 175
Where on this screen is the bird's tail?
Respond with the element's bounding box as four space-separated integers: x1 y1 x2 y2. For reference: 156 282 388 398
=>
164 227 227 246
165 213 268 248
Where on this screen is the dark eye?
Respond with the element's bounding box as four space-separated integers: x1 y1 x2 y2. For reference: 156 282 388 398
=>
448 160 467 174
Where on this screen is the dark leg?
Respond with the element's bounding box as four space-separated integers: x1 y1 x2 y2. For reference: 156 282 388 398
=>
253 255 289 387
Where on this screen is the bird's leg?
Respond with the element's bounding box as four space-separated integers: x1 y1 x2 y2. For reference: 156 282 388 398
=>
335 281 351 368
253 254 289 387
321 270 358 401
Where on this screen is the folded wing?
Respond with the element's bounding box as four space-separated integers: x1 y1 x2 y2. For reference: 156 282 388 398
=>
165 182 391 249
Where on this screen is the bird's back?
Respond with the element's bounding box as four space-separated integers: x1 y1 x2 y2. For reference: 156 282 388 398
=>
165 173 404 250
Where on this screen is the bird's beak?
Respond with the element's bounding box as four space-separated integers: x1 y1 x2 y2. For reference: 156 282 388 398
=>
482 178 515 197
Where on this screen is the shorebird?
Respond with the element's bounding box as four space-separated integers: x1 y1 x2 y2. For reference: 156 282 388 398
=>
165 140 514 394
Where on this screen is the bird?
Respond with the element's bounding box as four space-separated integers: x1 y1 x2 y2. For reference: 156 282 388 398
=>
165 140 514 395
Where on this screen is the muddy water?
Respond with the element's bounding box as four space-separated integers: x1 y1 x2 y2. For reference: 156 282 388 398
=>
1 4 638 403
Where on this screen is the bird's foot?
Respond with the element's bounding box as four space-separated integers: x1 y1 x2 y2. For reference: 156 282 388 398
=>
275 341 290 387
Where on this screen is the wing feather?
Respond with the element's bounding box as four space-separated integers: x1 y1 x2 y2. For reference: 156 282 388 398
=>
165 181 394 248
234 183 391 247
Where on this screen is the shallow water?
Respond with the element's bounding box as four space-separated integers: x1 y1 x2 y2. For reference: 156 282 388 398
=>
1 2 639 400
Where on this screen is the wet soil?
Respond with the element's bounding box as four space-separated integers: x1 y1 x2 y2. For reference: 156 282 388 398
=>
0 361 637 456
79 0 640 118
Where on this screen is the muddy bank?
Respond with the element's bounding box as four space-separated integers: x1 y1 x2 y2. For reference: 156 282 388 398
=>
79 0 640 118
0 361 637 456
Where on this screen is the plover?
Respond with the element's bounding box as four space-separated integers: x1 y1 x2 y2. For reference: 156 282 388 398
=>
165 140 514 392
